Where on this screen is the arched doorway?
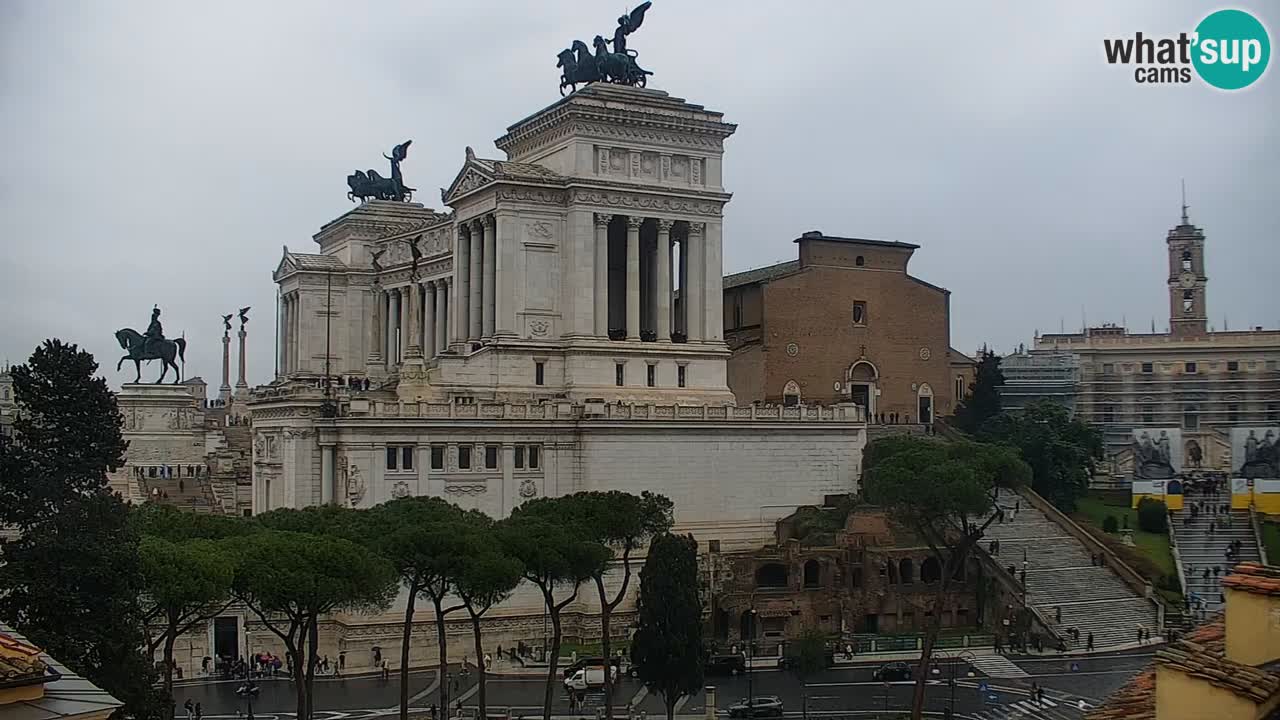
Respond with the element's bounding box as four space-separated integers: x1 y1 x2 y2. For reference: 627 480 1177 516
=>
739 610 756 640
917 383 934 425
783 380 801 407
847 361 878 419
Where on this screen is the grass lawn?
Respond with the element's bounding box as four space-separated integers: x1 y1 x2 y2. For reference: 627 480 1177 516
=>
1072 495 1176 578
1262 521 1280 564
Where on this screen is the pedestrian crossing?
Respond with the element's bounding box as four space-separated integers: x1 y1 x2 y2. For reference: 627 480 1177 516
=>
967 654 1031 678
970 694 1088 719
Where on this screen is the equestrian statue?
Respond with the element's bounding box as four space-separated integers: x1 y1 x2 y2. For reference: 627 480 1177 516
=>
115 306 187 384
558 2 653 95
347 140 415 203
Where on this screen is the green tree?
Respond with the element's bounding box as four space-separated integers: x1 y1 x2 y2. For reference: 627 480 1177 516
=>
499 498 610 720
953 349 1004 433
453 514 522 720
1137 498 1168 533
138 535 235 707
572 491 674 720
863 436 1029 720
225 526 398 720
366 497 472 720
0 340 161 718
785 627 830 718
630 533 704 720
979 400 1102 512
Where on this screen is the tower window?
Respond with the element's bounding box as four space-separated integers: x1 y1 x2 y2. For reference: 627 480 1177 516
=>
1142 405 1154 424
458 445 472 470
1181 250 1192 272
1228 404 1240 423
1102 404 1115 423
431 445 445 470
852 302 867 326
1182 290 1194 313
1184 406 1199 431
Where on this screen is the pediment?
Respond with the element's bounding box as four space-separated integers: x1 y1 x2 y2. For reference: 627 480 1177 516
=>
442 162 495 205
273 246 297 280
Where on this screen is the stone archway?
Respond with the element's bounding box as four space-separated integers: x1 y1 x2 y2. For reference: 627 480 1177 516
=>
847 360 879 419
783 380 801 407
917 383 934 425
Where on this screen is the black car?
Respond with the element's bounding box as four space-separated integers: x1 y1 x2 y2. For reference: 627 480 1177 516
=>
872 662 913 682
727 696 784 718
705 653 747 675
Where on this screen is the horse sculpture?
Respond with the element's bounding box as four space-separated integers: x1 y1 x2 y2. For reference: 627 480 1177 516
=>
347 141 415 203
115 328 186 384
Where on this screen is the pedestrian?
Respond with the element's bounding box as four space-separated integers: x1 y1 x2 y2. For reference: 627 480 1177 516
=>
430 705 438 720
1204 567 1211 580
1030 682 1041 707
179 477 185 493
1087 632 1094 651
1055 606 1062 624
1038 686 1046 704
339 651 346 670
1137 625 1145 645
382 660 390 681
195 703 202 720
184 699 194 720
1020 569 1026 585
484 653 492 670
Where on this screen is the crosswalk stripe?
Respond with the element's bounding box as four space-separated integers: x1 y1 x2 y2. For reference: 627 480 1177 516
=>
968 654 1032 678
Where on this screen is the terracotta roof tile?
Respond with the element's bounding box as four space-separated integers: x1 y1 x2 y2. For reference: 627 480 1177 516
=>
1222 562 1280 597
723 260 800 290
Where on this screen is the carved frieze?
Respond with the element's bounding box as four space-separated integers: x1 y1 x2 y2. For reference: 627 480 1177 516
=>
570 190 723 217
444 483 487 495
495 188 567 206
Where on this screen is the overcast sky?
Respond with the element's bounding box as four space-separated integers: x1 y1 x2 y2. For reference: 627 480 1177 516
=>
2 1 1276 388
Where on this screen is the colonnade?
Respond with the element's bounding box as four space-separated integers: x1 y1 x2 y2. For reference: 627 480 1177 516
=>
374 278 451 366
595 213 707 343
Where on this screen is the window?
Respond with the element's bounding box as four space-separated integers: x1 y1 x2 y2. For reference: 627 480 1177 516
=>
678 365 687 388
803 560 820 588
402 447 414 471
484 445 499 470
755 564 788 588
535 361 545 386
514 446 525 469
458 445 472 470
1184 406 1199 431
852 301 867 326
430 445 445 470
1227 360 1239 372
1185 362 1197 374
387 446 413 471
783 380 801 407
1229 404 1240 423
386 447 398 471
646 364 656 387
1102 404 1115 423
1141 362 1153 374
855 255 865 267
1183 290 1194 313
1181 250 1192 271
955 375 964 400
1102 363 1114 375
615 362 625 387
1142 405 1154 424
528 445 540 469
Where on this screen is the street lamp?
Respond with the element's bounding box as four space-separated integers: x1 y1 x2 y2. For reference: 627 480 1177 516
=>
235 680 259 720
745 607 757 708
929 650 976 720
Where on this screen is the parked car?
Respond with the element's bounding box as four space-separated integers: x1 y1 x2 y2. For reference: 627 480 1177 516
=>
872 662 914 682
705 653 747 675
727 696 784 718
562 656 621 678
563 665 619 692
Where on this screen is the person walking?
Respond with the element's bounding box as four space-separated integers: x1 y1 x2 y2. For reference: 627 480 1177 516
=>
1087 632 1095 651
381 660 389 681
1055 606 1062 624
184 699 195 720
195 703 202 720
1030 682 1041 707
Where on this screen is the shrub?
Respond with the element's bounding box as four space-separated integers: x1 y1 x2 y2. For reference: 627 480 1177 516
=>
1157 573 1182 593
1103 515 1119 534
1137 498 1168 534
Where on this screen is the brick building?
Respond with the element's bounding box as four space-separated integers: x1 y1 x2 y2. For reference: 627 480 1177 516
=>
723 231 968 424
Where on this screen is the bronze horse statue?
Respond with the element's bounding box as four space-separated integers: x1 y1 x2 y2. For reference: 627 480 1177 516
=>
115 328 186 384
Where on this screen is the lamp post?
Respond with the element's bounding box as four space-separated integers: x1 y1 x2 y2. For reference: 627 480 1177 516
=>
743 604 758 714
929 650 976 720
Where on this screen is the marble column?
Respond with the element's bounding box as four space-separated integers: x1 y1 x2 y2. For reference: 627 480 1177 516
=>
469 219 484 341
320 445 335 505
656 219 673 342
281 295 290 374
399 287 412 362
677 235 688 337
368 286 383 363
626 216 642 340
482 215 496 339
387 289 399 364
405 282 423 359
423 280 437 359
703 220 724 342
686 223 704 341
455 226 470 347
594 213 611 337
236 326 248 389
384 290 395 365
277 296 286 376
436 278 449 354
221 332 232 394
289 293 300 373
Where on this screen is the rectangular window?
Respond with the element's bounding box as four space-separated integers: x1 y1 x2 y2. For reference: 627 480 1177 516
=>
528 445 540 469
430 445 445 470
678 365 687 388
1141 362 1153 374
955 376 964 399
1184 408 1199 431
1185 362 1197 374
852 301 867 326
458 445 472 470
1229 404 1240 423
647 364 656 387
615 362 625 387
535 361 545 386
386 447 398 471
402 447 414 471
514 446 525 469
1142 405 1154 424
485 445 498 470
1227 360 1239 371
1102 363 1114 375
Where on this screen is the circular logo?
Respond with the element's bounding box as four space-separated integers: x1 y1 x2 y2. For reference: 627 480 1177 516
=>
919 347 932 361
785 342 799 357
1193 9 1271 90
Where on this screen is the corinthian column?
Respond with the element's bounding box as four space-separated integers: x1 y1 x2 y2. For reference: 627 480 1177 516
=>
236 324 248 388
368 285 383 364
436 278 449 354
686 223 704 342
423 280 437 359
626 216 642 341
469 219 484 341
405 282 423 359
594 214 611 337
656 219 673 342
482 215 496 339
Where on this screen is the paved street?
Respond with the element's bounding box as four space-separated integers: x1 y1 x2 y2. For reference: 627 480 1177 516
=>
174 648 1153 720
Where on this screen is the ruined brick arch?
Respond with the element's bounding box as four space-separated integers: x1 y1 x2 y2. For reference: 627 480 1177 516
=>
756 563 789 588
803 559 820 588
920 557 941 583
898 558 914 584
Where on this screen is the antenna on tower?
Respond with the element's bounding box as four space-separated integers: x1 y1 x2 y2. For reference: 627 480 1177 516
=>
1181 179 1189 224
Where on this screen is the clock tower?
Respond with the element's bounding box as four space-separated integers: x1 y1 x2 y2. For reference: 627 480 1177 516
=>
1167 199 1208 338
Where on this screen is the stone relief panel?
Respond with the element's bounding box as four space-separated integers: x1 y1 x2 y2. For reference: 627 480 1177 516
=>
525 316 554 339
524 250 557 312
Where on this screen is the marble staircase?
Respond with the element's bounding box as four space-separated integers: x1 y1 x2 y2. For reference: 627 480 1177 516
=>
982 489 1161 649
1173 503 1260 613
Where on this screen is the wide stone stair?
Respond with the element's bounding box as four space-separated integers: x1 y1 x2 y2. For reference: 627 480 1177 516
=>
1173 505 1260 613
981 489 1161 649
142 475 218 514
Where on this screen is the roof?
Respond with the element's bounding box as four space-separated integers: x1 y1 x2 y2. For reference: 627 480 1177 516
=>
949 348 976 365
0 632 46 685
288 253 347 272
722 260 800 290
1222 562 1280 597
0 624 122 720
1088 616 1280 719
474 158 565 183
793 231 919 250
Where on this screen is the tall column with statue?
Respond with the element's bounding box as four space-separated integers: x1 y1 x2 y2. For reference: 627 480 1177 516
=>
220 314 232 403
236 307 250 391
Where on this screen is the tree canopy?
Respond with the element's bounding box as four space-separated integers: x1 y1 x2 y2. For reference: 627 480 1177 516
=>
978 399 1102 512
631 533 704 720
953 349 1004 433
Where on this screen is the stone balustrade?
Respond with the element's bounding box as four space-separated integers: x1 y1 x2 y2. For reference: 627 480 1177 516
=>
340 398 864 423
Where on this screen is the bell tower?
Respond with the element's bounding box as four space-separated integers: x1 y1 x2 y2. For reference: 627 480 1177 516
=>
1167 188 1208 338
